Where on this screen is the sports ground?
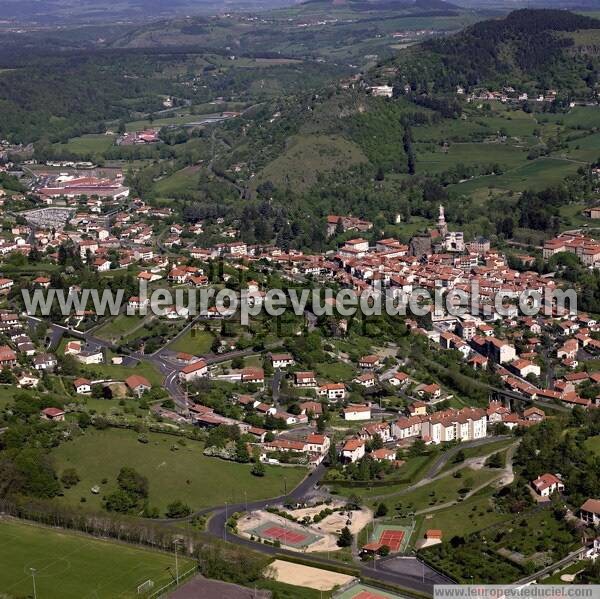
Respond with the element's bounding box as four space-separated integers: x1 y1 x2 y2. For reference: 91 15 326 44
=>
0 519 195 598
335 582 405 599
369 522 414 553
250 520 323 548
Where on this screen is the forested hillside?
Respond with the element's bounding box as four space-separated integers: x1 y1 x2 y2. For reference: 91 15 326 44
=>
380 9 600 95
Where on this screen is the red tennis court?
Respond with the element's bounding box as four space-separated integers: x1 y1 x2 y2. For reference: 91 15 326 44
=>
263 525 308 544
353 592 390 599
378 529 404 552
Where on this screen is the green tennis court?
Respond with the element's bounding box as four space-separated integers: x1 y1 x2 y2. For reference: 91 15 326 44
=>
334 582 405 599
369 522 414 554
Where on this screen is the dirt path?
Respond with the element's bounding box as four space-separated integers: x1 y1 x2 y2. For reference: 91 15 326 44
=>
368 440 518 502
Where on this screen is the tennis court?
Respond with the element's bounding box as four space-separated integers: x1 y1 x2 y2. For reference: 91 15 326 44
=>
334 582 404 599
250 521 323 548
370 522 414 554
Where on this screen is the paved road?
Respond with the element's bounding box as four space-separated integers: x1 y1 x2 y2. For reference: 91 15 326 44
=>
515 544 588 584
272 368 283 402
372 556 454 589
153 461 442 593
197 463 453 595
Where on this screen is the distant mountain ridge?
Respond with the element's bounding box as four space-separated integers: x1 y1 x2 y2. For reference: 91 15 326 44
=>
300 0 460 8
0 0 295 24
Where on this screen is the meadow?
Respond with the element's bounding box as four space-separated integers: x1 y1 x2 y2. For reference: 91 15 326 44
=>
94 314 151 343
78 355 164 387
414 490 512 540
168 329 215 355
51 428 306 512
0 519 194 599
53 134 116 157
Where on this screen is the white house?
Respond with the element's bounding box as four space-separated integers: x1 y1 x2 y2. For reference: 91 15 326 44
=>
73 378 92 394
388 371 410 387
318 383 346 401
343 404 371 421
580 499 600 527
531 473 564 497
510 358 541 378
179 360 208 382
76 350 104 365
270 353 295 369
304 434 330 455
294 371 317 388
341 438 366 463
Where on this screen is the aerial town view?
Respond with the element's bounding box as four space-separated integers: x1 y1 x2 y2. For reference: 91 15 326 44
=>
2 0 600 597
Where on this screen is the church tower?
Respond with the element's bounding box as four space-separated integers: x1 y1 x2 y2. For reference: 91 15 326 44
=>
437 204 448 237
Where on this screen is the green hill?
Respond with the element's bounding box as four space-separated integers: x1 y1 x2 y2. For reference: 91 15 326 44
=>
377 9 600 96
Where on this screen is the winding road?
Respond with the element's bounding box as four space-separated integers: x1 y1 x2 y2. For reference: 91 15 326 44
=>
179 436 516 595
201 464 448 595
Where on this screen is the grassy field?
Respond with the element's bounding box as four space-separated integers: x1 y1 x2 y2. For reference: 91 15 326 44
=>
329 454 436 501
53 134 116 156
168 329 215 355
153 165 202 197
438 439 514 474
558 132 600 163
417 142 528 176
0 384 33 409
450 156 581 196
315 361 356 382
540 105 600 130
254 134 367 191
82 357 164 387
51 428 306 512
393 466 501 511
82 397 147 416
415 490 512 540
94 315 149 343
0 519 194 599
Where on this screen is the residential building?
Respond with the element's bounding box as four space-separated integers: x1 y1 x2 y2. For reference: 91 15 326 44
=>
341 438 366 463
531 473 564 497
343 404 372 421
179 360 208 382
580 499 600 526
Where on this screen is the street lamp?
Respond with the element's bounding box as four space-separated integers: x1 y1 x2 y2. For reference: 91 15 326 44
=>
30 568 37 599
173 539 181 585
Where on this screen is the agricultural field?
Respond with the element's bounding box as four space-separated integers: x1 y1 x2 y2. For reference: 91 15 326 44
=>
449 156 581 197
422 507 580 583
415 490 512 540
416 142 529 176
52 134 116 157
0 519 194 599
51 428 306 513
153 165 203 197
